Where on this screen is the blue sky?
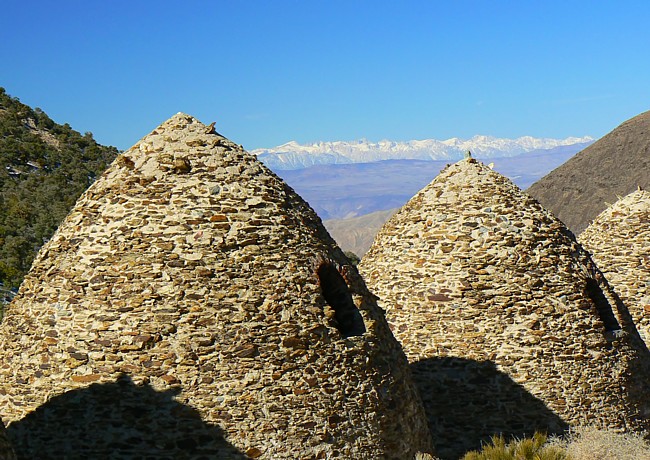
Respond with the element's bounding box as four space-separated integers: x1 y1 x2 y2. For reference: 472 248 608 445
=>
2 1 649 151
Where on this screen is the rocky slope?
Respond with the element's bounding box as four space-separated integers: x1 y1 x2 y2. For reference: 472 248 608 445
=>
528 110 650 234
0 88 118 291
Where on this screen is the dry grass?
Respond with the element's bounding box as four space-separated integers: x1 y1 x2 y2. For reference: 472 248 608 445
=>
550 426 650 460
414 426 650 460
414 453 436 460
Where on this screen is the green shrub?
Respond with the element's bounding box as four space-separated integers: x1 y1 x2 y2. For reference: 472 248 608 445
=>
0 87 118 290
462 432 570 460
343 250 360 265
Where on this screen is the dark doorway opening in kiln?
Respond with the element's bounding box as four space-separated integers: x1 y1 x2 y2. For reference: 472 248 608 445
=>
585 278 621 333
316 262 366 338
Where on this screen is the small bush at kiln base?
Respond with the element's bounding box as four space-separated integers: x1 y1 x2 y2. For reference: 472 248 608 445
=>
461 432 570 460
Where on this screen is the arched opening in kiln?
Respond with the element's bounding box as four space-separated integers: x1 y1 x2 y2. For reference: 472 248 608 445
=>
585 278 621 333
316 262 366 337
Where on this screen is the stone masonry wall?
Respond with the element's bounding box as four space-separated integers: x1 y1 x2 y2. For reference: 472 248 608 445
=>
0 114 432 459
579 189 650 347
359 158 650 459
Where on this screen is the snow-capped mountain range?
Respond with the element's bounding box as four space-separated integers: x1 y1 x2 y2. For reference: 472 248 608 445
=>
251 135 594 170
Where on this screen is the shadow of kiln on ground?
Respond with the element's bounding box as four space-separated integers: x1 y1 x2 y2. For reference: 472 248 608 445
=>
411 357 569 460
7 374 248 460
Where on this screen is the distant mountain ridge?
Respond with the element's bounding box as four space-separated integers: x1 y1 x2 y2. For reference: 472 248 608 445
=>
275 142 592 222
311 143 591 256
253 135 593 170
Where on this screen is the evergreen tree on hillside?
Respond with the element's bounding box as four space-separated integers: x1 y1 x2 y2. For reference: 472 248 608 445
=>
0 88 118 292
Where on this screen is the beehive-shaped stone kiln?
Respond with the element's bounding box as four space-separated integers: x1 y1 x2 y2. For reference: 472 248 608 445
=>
0 114 432 459
579 188 650 347
359 157 650 459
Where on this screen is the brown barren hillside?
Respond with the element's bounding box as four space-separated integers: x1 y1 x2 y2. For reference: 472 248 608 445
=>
324 208 398 257
527 110 650 234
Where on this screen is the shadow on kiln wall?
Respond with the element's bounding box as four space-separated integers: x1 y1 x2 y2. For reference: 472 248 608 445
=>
7 374 248 460
411 357 569 460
